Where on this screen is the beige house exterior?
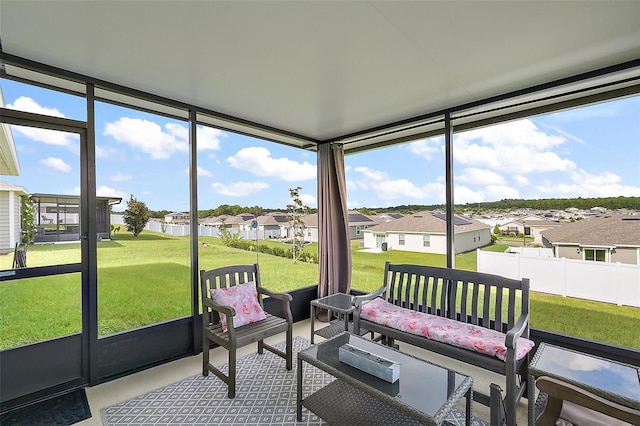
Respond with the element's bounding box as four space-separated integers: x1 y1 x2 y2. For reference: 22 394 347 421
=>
541 215 640 265
500 216 562 244
363 211 491 255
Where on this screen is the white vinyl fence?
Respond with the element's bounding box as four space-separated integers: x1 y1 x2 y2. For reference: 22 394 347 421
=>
110 216 280 240
477 250 640 308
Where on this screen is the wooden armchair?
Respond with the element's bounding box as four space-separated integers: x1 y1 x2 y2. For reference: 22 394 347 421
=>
535 376 640 426
200 263 293 398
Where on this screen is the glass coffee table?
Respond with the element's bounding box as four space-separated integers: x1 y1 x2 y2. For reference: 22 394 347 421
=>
528 342 640 424
297 332 473 426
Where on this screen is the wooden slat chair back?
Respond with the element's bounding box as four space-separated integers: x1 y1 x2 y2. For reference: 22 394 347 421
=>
12 242 27 269
200 263 293 398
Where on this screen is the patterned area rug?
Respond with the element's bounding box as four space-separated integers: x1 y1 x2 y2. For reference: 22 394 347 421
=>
101 337 488 426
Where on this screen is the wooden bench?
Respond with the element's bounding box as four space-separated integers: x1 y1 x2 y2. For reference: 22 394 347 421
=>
353 262 533 426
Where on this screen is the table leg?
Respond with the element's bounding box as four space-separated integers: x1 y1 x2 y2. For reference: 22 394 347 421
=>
343 311 349 333
297 356 303 421
310 304 315 344
528 373 535 425
465 388 473 426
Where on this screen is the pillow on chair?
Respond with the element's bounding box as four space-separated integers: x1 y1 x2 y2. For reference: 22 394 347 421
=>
210 281 267 332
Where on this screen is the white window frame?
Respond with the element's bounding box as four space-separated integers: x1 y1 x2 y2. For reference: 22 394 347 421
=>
399 233 405 246
423 234 430 247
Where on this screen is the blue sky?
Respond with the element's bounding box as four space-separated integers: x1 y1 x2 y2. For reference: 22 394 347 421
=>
2 78 639 212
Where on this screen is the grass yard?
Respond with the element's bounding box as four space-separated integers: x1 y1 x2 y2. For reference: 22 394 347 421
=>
1 233 638 351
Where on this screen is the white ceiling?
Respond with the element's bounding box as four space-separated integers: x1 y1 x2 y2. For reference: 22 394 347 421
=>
1 1 639 151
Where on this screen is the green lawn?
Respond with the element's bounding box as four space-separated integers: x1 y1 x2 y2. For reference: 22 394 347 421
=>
1 234 638 351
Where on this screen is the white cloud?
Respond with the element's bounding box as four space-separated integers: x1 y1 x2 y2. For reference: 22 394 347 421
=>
96 145 122 159
484 185 520 201
110 173 133 182
197 126 226 151
197 166 213 177
513 175 529 186
353 166 445 201
97 185 127 198
40 157 71 173
104 118 188 159
184 166 213 177
299 193 316 206
454 119 576 174
454 186 485 204
535 169 640 197
347 199 360 209
211 181 269 196
7 96 65 117
408 138 443 160
457 168 506 186
7 97 78 146
226 147 316 182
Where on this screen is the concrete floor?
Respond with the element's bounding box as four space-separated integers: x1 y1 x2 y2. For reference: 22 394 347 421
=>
78 320 531 425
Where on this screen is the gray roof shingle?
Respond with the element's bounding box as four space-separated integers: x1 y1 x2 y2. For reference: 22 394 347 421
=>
541 215 640 246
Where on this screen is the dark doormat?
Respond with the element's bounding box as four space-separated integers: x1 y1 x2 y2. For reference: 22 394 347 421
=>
0 388 91 426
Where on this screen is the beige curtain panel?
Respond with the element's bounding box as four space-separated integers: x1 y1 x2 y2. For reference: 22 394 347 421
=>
317 143 352 305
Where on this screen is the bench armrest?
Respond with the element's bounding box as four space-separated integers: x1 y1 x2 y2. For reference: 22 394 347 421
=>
353 286 386 308
352 286 386 335
505 312 529 349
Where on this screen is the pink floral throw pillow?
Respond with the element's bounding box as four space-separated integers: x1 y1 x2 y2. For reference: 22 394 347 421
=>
209 281 267 332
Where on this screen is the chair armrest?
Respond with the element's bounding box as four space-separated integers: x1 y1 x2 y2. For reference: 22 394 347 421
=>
352 286 386 308
505 312 529 349
257 287 294 322
258 287 293 302
203 298 236 317
203 298 237 333
535 376 640 426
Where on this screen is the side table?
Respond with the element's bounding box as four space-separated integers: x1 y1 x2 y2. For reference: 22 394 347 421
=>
310 293 368 343
528 342 640 424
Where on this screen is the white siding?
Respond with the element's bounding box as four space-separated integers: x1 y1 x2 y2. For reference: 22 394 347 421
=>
362 229 489 255
0 191 9 253
0 191 22 254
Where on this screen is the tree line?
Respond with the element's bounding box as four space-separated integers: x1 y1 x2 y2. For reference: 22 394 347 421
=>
144 196 639 220
358 196 640 215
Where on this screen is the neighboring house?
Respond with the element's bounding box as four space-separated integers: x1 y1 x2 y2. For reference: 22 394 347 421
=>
164 212 189 223
225 213 256 233
256 212 288 239
541 215 640 265
299 211 379 242
363 211 491 254
31 193 122 243
0 181 28 254
301 213 319 242
347 211 378 239
499 216 562 244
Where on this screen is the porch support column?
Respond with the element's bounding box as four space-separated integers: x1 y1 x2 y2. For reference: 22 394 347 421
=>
445 112 455 269
188 109 200 353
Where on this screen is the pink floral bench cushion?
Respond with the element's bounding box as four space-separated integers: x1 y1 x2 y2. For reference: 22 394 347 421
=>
361 298 534 362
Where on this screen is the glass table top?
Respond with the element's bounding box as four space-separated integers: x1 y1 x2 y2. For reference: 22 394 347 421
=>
311 293 355 311
530 343 640 406
299 332 472 418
